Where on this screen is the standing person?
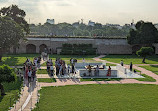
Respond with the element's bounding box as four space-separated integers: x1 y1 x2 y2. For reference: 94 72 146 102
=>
82 58 85 63
87 65 92 76
72 64 75 73
130 62 133 71
120 60 124 66
37 57 41 69
67 65 70 74
32 69 36 82
50 64 54 76
96 65 99 76
47 61 50 74
28 70 32 83
107 66 111 77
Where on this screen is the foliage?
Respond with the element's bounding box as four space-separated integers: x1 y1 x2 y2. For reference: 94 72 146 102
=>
136 47 154 63
0 77 22 111
0 65 15 83
137 47 154 57
0 5 30 34
127 21 158 45
0 16 24 52
61 44 96 55
33 84 158 111
29 22 130 37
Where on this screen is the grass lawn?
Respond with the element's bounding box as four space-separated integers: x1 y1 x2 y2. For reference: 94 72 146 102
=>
0 79 22 111
140 65 158 75
80 78 122 81
37 69 48 74
106 63 116 66
135 74 156 82
38 78 56 83
33 84 158 111
1 54 98 66
0 54 40 66
102 55 158 64
41 54 100 66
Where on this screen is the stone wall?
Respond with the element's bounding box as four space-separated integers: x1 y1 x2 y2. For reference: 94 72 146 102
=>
12 37 158 55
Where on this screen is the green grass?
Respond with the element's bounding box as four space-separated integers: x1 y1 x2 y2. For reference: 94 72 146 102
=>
80 78 122 81
102 55 158 64
106 63 116 66
33 84 158 111
133 68 141 72
0 78 22 111
140 65 158 75
1 54 98 66
37 69 48 74
135 74 156 82
38 78 56 83
0 54 40 66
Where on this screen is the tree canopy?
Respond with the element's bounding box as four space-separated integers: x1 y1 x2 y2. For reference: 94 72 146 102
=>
0 5 30 34
0 65 15 95
127 21 158 45
136 47 154 63
0 16 24 61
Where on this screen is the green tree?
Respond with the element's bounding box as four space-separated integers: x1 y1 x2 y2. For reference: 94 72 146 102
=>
0 17 24 61
127 21 158 45
0 65 15 96
91 29 104 36
82 30 90 36
136 47 154 63
0 5 30 34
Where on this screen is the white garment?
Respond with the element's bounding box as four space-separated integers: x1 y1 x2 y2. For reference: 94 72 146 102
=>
50 66 54 70
28 71 32 77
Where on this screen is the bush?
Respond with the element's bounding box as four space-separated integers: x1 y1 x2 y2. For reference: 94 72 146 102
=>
61 44 96 55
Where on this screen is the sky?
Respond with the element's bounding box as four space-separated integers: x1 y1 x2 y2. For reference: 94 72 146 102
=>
0 0 158 25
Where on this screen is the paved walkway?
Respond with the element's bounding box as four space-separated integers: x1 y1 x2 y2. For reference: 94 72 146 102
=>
11 55 158 111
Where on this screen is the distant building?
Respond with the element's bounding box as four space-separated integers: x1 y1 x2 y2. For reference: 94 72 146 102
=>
106 23 122 29
72 22 80 28
88 20 95 26
46 19 55 24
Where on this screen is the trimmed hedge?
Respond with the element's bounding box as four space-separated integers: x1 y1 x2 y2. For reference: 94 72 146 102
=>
61 44 96 55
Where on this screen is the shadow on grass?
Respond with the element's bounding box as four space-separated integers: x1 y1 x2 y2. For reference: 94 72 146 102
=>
0 96 4 103
0 57 19 66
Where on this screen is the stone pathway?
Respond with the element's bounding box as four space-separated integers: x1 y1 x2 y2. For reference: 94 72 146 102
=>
11 55 158 111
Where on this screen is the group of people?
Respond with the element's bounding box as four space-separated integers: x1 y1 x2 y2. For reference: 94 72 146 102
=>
87 65 112 77
55 58 66 76
46 59 54 76
23 57 41 83
87 65 100 76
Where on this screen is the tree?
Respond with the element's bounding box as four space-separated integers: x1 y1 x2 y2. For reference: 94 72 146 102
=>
0 5 30 34
0 65 15 96
91 29 104 36
0 17 24 61
127 21 158 45
136 47 154 63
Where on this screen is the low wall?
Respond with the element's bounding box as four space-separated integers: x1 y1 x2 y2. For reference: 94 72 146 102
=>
79 69 117 77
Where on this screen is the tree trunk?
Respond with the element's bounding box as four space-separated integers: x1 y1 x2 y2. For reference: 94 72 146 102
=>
0 48 3 62
0 83 5 96
13 46 16 54
0 55 2 62
142 57 146 63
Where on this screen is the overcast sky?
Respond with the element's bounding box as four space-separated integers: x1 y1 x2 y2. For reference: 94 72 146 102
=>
0 0 158 25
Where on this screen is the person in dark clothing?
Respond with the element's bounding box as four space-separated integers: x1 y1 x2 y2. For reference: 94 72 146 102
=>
130 62 133 71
